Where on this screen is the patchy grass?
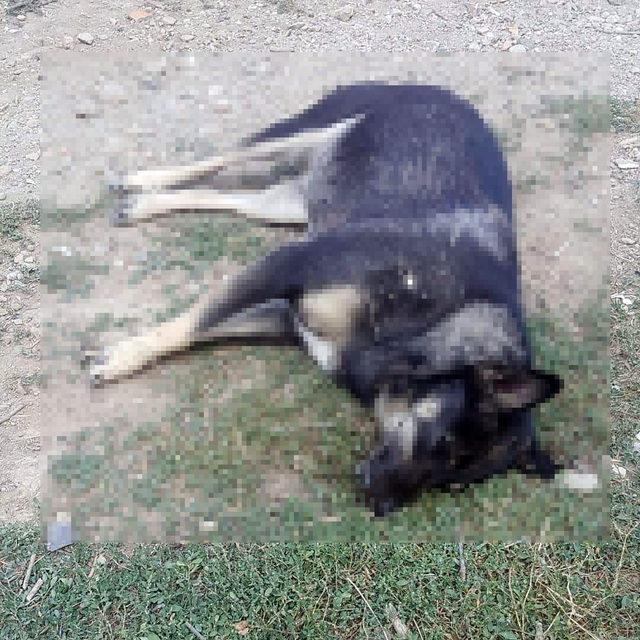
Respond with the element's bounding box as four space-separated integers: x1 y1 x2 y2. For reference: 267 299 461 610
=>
0 516 638 639
609 96 640 134
0 198 40 240
7 93 636 638
128 214 275 286
40 254 109 299
43 293 609 544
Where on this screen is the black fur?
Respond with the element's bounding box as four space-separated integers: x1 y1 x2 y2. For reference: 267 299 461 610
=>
195 83 563 515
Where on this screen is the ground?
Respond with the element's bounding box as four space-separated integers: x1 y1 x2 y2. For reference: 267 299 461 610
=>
0 0 639 638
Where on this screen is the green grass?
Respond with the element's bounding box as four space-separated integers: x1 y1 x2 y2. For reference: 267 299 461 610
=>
609 97 640 134
40 293 610 546
0 198 40 240
128 215 273 286
2 297 632 638
40 255 109 299
2 92 638 637
540 95 611 138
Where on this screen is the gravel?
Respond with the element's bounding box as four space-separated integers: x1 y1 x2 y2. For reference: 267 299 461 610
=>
1 0 639 201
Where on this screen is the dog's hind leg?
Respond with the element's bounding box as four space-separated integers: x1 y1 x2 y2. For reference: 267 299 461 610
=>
114 179 309 226
112 114 361 193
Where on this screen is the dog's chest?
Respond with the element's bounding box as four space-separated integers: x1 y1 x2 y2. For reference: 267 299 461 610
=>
293 285 366 372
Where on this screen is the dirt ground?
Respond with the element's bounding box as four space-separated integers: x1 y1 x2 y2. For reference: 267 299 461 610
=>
0 1 638 530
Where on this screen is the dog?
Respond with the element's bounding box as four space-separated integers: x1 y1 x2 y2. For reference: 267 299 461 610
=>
85 82 564 517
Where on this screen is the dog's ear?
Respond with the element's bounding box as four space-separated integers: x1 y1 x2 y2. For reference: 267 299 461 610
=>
474 363 563 414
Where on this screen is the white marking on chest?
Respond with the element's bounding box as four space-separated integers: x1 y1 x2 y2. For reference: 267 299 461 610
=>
293 316 339 373
298 285 365 339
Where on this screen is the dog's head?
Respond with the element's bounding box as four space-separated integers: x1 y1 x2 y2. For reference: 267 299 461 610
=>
342 302 563 516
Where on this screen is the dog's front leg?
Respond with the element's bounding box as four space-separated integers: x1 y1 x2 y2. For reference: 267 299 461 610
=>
84 294 212 386
84 241 307 385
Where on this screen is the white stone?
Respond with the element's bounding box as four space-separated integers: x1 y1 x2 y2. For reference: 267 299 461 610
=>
615 159 639 169
611 463 627 478
77 32 95 45
558 471 600 491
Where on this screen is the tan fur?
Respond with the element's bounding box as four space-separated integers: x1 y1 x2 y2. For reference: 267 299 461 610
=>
298 285 366 346
122 115 362 191
125 181 308 224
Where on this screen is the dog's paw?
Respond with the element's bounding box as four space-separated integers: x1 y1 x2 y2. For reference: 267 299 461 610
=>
80 345 110 388
111 193 138 226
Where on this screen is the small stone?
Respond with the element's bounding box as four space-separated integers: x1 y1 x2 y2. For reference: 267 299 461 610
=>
611 463 627 478
620 135 639 147
0 193 6 201
26 150 41 161
162 15 177 25
334 5 355 21
0 165 11 177
13 318 23 325
632 66 640 74
77 32 95 45
615 158 639 169
62 35 74 49
509 43 527 52
128 9 152 21
24 256 35 264
17 14 26 21
180 33 195 42
620 237 638 245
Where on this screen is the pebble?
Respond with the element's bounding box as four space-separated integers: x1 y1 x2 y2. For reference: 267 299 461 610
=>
162 15 177 25
0 193 6 201
17 14 26 21
0 165 11 177
25 150 40 161
611 463 627 478
509 43 527 52
620 135 639 147
620 237 637 245
180 33 195 42
77 32 95 45
128 9 152 21
632 67 640 75
615 159 639 169
62 35 74 49
334 5 355 21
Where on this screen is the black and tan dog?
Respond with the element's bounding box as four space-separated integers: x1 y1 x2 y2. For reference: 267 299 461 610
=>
85 82 564 516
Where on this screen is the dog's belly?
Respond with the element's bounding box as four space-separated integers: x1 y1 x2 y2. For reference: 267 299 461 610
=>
294 285 366 372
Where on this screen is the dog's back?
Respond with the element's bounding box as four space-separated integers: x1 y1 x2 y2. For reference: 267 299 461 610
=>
246 83 513 235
